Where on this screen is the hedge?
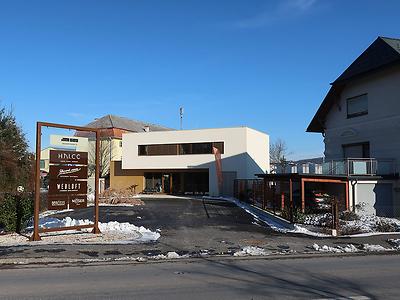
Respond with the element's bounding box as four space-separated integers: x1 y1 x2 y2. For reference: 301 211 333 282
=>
0 192 34 233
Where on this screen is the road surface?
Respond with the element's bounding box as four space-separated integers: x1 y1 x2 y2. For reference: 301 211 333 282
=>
0 254 399 299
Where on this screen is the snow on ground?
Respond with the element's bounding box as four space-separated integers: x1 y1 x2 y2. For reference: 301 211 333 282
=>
205 196 400 237
150 252 189 260
388 239 400 249
312 243 394 253
362 244 392 252
233 246 269 257
206 196 330 237
312 243 359 253
0 217 160 246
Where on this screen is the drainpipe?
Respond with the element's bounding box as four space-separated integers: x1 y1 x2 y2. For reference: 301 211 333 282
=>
350 179 358 212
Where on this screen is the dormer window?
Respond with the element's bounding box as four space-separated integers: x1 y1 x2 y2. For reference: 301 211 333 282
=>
347 94 368 118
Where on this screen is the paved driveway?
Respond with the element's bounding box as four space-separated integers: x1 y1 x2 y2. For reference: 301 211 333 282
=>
59 196 278 256
2 197 398 262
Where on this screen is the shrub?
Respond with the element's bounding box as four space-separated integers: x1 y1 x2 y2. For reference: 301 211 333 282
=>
375 219 399 232
0 193 34 233
339 211 360 222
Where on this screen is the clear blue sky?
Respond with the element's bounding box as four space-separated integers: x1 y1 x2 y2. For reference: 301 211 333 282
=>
1 0 399 159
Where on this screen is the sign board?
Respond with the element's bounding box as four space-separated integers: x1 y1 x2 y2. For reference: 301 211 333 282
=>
47 195 68 210
50 134 89 152
69 195 87 209
50 150 88 165
32 121 100 241
49 165 88 180
48 180 87 195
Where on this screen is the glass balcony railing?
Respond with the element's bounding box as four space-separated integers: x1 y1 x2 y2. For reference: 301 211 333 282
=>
319 158 396 176
273 158 397 176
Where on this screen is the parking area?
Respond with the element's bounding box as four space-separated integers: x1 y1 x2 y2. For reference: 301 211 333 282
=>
2 196 399 263
58 196 278 256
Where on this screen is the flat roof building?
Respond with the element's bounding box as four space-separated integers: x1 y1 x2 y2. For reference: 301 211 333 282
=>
110 127 269 197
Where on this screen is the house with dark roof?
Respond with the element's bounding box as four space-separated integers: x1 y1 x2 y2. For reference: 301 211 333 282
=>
307 36 400 217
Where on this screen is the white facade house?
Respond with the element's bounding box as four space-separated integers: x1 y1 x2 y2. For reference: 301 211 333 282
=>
307 36 400 217
116 127 269 196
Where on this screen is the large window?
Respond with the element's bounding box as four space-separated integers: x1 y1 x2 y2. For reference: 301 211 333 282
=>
347 94 368 118
138 142 224 156
343 142 370 158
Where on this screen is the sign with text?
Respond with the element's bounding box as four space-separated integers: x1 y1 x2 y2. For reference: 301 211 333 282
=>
49 165 88 180
49 150 88 165
47 195 68 210
48 180 87 195
69 195 87 209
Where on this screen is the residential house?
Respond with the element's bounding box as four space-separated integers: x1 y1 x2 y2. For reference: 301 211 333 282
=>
307 36 400 216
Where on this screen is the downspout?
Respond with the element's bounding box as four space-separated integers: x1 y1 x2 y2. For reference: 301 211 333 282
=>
350 179 358 212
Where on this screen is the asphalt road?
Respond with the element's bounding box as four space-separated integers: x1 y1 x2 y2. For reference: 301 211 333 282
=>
3 197 398 263
0 254 399 299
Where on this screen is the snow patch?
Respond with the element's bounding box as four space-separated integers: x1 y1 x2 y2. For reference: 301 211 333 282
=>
362 244 393 252
388 239 400 249
150 252 188 260
312 243 394 253
312 243 359 253
21 217 160 245
234 246 269 257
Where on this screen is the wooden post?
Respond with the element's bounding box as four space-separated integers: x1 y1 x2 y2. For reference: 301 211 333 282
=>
92 129 101 234
301 178 305 213
332 196 339 236
289 178 293 222
30 122 42 241
345 181 349 211
263 179 267 210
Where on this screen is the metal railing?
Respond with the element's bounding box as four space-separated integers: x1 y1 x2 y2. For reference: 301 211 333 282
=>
274 158 396 176
321 158 396 176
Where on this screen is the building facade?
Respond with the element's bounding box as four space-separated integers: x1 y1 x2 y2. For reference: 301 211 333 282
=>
307 36 400 216
110 127 269 196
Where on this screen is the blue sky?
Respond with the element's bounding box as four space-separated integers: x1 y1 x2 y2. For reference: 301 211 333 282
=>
1 0 399 159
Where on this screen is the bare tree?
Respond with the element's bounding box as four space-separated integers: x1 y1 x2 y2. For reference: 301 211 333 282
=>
88 138 114 178
270 138 290 173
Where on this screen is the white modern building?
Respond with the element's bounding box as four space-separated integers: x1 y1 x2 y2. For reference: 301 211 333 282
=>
110 127 269 196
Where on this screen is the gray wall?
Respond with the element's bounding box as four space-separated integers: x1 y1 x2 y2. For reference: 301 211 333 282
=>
323 66 400 173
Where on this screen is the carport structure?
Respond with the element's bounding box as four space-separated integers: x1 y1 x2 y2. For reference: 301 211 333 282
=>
256 173 349 215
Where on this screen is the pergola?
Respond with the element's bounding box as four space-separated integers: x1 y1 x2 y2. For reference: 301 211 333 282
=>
256 173 349 213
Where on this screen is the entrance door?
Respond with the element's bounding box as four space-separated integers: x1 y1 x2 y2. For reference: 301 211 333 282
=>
162 174 171 194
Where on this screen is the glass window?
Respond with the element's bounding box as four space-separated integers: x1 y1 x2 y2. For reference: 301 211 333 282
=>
212 142 224 154
180 143 192 155
40 159 45 169
138 145 148 156
347 94 368 118
139 142 224 156
343 142 370 158
192 142 212 154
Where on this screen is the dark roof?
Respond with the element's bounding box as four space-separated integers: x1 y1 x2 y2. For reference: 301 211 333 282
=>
307 37 400 133
85 115 172 132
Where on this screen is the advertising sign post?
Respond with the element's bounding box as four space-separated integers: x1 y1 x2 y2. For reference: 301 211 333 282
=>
30 122 101 241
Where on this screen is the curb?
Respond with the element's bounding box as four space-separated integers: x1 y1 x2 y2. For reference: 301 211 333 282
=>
1 250 399 270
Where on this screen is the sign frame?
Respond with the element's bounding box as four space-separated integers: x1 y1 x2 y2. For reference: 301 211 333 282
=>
31 121 101 241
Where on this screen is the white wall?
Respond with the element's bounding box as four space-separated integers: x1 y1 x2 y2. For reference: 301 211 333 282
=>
122 127 269 196
350 180 397 217
323 66 400 174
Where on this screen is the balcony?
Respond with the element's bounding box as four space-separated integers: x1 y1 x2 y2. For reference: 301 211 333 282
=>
274 158 397 177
